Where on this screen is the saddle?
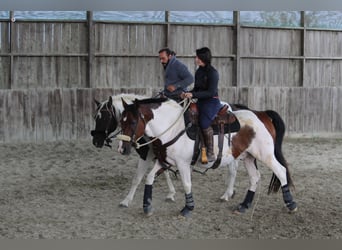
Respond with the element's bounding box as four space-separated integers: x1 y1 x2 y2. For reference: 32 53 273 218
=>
186 103 240 168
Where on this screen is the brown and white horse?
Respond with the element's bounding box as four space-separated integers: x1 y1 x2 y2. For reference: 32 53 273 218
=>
118 97 297 217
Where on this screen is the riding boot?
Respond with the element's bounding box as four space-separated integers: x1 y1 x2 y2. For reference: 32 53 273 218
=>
202 126 215 162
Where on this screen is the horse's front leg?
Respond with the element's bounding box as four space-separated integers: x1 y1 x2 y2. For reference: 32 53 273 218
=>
143 161 163 216
220 159 239 201
164 170 176 202
177 161 194 217
119 156 150 207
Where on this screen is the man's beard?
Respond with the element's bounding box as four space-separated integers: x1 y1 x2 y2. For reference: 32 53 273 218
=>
162 60 169 69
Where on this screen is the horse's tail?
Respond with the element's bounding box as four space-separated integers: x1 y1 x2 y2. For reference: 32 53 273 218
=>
265 110 294 194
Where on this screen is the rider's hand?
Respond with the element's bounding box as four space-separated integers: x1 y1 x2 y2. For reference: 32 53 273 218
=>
181 92 193 99
166 84 176 92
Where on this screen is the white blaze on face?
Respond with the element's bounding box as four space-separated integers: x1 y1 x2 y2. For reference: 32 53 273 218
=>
117 140 124 154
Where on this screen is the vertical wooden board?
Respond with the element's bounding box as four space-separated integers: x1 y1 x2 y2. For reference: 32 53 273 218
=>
306 31 342 57
241 28 253 55
13 23 28 52
240 59 300 87
302 87 317 133
57 57 66 88
76 88 85 139
2 90 10 142
0 22 10 53
304 60 318 87
13 57 42 89
85 88 96 140
331 60 342 86
216 58 234 87
95 57 120 88
21 89 33 141
239 59 253 86
7 90 26 141
241 28 301 56
69 23 87 53
34 89 53 141
0 90 6 141
76 88 93 139
43 23 52 52
285 87 304 134
331 87 342 132
0 57 10 89
28 89 38 142
144 58 164 90
151 25 165 54
266 87 288 120
71 57 87 88
53 23 62 53
61 88 77 140
117 24 130 54
94 24 104 53
48 89 63 140
128 25 138 54
248 87 268 110
236 87 250 106
219 87 237 104
43 57 58 88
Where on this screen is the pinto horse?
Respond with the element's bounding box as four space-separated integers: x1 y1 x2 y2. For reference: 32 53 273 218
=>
118 97 297 217
91 94 177 207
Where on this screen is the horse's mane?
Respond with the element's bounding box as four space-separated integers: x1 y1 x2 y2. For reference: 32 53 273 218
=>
133 97 168 105
230 103 250 111
112 93 148 104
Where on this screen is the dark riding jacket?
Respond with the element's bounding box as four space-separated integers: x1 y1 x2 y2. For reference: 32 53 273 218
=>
163 56 194 99
190 64 222 129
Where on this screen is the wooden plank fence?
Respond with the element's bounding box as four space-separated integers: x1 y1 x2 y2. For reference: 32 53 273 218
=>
0 87 341 143
0 13 342 142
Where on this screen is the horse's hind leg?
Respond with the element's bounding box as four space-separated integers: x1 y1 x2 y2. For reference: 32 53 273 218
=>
220 160 239 201
262 155 297 212
234 154 260 214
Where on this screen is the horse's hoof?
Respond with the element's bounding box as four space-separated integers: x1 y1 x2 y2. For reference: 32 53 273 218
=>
119 203 129 208
165 197 175 202
233 204 248 214
145 210 154 217
143 205 154 216
180 207 192 218
287 201 297 213
288 203 298 213
220 196 229 202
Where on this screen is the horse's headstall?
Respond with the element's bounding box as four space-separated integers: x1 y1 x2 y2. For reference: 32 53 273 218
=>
116 134 132 142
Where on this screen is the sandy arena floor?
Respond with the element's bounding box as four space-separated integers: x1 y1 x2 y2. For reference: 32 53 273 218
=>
0 137 341 239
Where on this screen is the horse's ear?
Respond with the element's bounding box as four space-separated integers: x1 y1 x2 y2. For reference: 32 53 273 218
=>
94 99 101 106
121 97 128 109
108 96 113 106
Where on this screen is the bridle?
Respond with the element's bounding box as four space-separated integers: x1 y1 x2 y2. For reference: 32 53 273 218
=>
91 101 120 147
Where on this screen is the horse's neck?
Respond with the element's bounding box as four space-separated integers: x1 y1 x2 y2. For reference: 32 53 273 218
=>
145 101 186 139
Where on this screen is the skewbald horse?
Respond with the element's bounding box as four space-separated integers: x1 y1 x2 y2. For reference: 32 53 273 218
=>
118 97 297 217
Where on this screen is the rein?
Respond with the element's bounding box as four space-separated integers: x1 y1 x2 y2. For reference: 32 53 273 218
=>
117 98 193 149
